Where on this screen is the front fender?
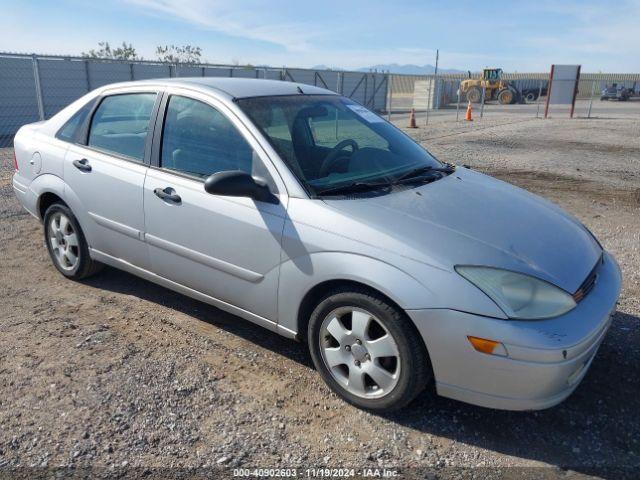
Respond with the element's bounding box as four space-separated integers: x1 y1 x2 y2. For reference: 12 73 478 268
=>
277 251 436 335
277 249 508 335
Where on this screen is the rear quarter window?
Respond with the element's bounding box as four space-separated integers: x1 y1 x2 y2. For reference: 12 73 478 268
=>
56 99 97 143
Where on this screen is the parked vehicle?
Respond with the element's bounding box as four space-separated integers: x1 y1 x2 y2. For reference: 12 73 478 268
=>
628 82 638 97
600 83 631 101
521 86 548 103
12 78 621 411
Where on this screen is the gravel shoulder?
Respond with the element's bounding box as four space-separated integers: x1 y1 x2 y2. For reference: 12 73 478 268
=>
0 116 638 479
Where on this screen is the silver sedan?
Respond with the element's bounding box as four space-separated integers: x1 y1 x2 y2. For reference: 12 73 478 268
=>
12 78 621 411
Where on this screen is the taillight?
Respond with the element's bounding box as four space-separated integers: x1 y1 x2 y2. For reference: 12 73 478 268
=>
13 152 19 171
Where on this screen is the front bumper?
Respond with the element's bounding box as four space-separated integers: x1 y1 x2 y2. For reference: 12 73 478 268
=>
407 251 622 410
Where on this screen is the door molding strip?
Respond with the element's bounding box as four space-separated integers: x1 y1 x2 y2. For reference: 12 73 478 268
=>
145 234 264 283
88 212 143 240
89 248 296 340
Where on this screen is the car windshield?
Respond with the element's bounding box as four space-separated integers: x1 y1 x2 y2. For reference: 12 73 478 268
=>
236 95 443 195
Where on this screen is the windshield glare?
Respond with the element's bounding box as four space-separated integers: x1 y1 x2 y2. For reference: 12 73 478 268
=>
236 95 441 195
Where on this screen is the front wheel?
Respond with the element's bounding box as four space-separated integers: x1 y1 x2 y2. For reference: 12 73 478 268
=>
308 288 431 411
466 86 482 103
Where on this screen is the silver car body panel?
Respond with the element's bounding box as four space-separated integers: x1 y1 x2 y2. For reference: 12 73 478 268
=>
11 77 622 410
63 143 151 270
408 251 621 410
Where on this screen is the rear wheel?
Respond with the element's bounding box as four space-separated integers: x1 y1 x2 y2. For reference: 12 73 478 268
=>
308 287 431 411
466 86 482 103
44 203 103 279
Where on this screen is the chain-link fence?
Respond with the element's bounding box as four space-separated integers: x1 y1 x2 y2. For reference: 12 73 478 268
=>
0 52 390 146
387 71 640 126
572 76 640 119
1 52 639 146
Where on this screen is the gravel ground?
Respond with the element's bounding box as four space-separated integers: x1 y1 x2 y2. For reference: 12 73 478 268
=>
0 116 638 479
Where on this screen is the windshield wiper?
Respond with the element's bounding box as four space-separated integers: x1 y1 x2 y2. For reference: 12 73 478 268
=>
394 164 455 183
315 181 390 196
315 164 455 196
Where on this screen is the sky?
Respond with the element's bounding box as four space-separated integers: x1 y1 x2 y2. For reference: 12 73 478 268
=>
1 0 638 72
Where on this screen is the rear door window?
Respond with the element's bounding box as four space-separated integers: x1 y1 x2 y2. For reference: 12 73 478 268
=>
88 93 157 161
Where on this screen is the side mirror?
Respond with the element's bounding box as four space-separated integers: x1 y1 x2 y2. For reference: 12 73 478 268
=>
204 170 279 204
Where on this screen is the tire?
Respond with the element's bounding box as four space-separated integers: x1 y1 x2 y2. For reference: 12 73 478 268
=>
43 203 103 280
307 287 432 411
524 92 536 103
497 88 514 105
466 86 482 103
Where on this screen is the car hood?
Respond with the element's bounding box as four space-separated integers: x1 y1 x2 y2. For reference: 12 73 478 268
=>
323 167 601 293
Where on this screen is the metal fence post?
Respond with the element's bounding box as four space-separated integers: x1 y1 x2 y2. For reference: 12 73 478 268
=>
455 80 461 121
587 80 596 118
387 72 392 121
84 60 91 92
425 76 432 125
480 85 486 119
535 80 543 118
432 49 439 111
31 54 45 120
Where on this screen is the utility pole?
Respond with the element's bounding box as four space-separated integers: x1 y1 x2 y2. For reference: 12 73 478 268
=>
426 49 439 125
433 49 439 110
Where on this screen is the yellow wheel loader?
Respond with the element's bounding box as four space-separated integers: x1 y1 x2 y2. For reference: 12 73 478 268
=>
459 68 521 105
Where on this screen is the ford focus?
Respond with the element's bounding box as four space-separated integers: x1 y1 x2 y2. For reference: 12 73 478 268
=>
12 78 621 411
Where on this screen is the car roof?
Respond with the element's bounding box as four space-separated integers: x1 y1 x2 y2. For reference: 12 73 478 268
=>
106 77 337 99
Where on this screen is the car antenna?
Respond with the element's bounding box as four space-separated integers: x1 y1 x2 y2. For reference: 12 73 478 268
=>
297 86 304 94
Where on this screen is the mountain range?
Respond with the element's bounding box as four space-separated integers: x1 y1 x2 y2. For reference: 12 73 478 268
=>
313 64 465 74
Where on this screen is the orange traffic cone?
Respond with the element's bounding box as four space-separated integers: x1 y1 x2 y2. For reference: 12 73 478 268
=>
408 108 418 128
465 101 473 121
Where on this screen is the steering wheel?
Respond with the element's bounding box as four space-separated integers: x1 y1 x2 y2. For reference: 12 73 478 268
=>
319 139 359 177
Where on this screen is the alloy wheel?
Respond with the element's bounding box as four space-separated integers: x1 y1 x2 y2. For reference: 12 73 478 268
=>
48 212 80 271
319 307 401 399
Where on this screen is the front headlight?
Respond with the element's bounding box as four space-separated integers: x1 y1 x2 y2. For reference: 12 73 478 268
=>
455 266 576 319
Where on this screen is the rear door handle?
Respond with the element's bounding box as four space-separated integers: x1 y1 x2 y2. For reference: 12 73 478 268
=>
72 158 92 172
154 187 181 203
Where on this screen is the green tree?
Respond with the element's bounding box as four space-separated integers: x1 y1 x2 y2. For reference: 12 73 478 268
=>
156 45 202 64
81 42 140 60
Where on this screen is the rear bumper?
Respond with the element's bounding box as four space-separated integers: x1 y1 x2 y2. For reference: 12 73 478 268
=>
12 172 39 219
407 251 621 411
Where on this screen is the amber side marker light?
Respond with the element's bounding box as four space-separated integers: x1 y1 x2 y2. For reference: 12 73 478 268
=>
467 336 508 356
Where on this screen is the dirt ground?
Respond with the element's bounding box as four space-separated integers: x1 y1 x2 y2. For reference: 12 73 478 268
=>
0 115 638 479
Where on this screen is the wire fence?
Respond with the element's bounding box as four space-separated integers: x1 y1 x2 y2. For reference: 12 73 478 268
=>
387 72 640 126
0 52 389 146
1 52 639 147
